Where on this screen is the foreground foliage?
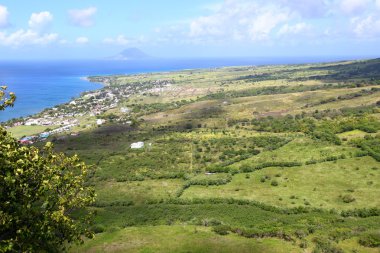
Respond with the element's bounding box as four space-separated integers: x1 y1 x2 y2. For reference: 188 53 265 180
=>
0 89 95 252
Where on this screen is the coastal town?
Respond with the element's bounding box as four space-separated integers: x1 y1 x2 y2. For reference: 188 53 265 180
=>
2 76 175 144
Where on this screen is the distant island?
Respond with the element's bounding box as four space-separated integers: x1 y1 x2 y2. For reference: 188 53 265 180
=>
107 48 151 61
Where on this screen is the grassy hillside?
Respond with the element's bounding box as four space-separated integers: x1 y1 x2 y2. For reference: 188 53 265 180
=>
36 59 380 252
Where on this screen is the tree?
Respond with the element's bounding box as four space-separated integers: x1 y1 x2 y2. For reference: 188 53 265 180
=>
0 87 95 252
0 86 15 111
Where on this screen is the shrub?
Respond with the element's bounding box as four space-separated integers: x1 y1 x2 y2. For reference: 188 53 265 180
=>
341 194 355 203
271 180 279 186
341 208 380 218
312 237 344 253
358 231 380 248
299 240 308 249
240 164 253 173
213 225 231 235
90 224 105 234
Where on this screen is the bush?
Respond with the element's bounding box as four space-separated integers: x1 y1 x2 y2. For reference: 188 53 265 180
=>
359 231 380 248
341 194 355 203
299 240 308 249
341 208 380 218
271 180 279 186
213 225 231 235
240 164 253 172
312 237 344 253
90 224 105 234
311 130 342 145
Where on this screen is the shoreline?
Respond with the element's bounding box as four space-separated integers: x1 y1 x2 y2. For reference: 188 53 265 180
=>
2 57 374 140
1 58 353 126
1 56 371 123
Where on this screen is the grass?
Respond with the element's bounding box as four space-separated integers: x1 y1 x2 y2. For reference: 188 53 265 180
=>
95 179 184 205
182 156 380 209
230 137 359 169
7 125 54 139
338 130 372 140
20 59 380 252
70 225 302 253
338 237 380 253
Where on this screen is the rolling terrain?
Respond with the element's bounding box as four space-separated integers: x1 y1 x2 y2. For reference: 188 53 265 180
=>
34 59 380 252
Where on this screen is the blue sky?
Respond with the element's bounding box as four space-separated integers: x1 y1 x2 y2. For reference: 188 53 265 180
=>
0 0 380 59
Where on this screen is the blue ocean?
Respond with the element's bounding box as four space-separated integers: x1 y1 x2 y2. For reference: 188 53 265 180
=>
0 57 358 122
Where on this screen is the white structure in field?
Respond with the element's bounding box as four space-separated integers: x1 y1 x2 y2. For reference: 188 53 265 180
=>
120 107 130 113
25 119 40 126
96 119 105 125
130 141 144 149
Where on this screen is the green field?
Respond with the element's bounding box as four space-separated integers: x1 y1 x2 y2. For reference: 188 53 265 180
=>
22 59 380 252
71 226 301 253
182 156 380 210
7 125 53 138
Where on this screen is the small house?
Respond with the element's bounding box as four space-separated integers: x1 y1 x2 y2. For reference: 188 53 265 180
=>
130 142 144 149
39 132 50 139
96 119 105 125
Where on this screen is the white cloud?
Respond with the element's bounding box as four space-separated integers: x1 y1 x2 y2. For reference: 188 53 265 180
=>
279 0 328 18
188 0 293 42
68 7 97 27
340 0 371 15
103 35 131 45
0 29 58 47
351 15 380 38
103 35 147 46
247 10 291 40
0 9 58 47
277 22 311 36
376 0 380 9
0 5 9 28
28 11 53 32
75 36 89 44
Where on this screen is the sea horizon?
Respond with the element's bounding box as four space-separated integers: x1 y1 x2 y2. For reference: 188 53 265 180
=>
0 55 375 122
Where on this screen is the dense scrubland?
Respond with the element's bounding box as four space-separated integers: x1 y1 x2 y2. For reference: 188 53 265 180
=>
46 59 380 252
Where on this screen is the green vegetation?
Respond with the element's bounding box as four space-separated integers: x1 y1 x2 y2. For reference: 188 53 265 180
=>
6 59 380 252
0 91 95 252
71 225 302 253
7 125 55 139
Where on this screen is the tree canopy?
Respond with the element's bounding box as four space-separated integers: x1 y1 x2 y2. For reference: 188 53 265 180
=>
0 87 95 252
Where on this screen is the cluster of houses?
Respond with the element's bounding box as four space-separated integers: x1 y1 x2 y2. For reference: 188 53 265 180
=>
5 76 176 145
19 132 50 145
23 117 79 127
18 123 78 145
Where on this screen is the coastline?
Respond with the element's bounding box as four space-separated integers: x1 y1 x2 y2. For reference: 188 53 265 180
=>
2 57 373 140
0 56 365 123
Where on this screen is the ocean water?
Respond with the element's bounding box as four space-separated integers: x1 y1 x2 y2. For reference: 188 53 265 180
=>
0 57 357 122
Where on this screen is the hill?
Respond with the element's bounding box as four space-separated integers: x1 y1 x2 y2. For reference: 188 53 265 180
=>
8 59 380 252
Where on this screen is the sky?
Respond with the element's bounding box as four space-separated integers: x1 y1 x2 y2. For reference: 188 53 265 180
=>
0 0 380 59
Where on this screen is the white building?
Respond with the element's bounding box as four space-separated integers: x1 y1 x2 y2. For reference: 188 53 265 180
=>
120 107 130 113
96 119 105 125
130 142 144 149
25 119 40 126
